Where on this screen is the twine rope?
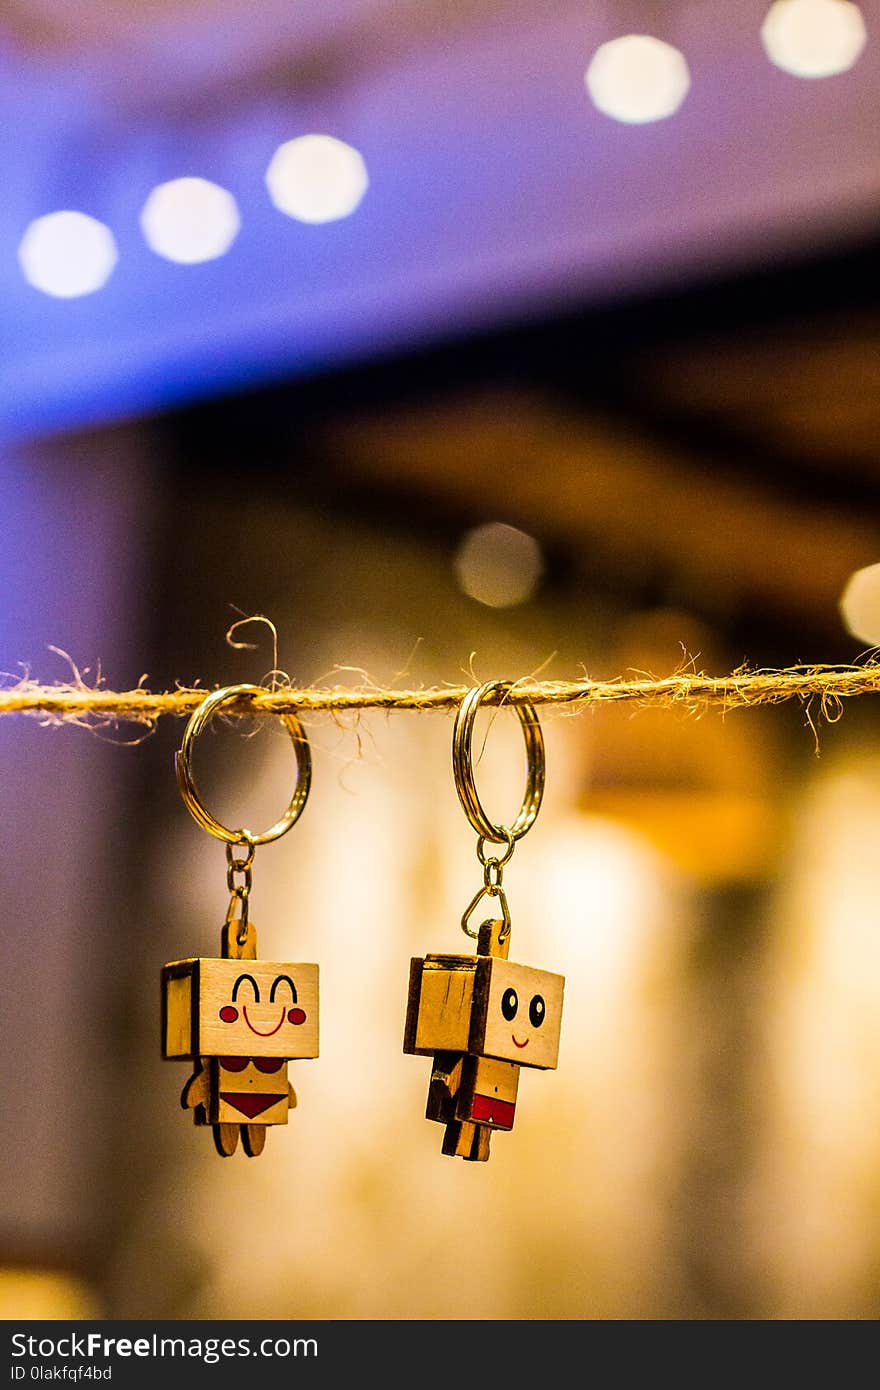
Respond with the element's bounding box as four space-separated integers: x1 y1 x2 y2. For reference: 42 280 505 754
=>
2 661 880 733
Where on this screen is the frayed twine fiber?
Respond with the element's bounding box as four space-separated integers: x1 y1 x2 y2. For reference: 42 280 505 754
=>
2 661 879 737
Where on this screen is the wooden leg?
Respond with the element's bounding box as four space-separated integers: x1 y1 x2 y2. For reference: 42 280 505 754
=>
441 1120 463 1156
213 1123 239 1157
242 1124 267 1157
470 1126 492 1162
441 1119 491 1161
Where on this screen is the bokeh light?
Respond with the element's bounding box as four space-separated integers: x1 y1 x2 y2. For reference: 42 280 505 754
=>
453 521 544 607
761 0 867 78
17 211 118 298
265 134 369 224
584 35 691 124
139 177 241 264
0 1268 100 1320
839 561 880 645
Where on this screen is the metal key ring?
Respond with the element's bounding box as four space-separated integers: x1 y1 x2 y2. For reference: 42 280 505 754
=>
175 683 312 845
452 680 545 844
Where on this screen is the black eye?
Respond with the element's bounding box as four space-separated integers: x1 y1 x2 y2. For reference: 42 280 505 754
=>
269 974 297 1003
231 973 260 1003
501 988 518 1021
529 994 545 1028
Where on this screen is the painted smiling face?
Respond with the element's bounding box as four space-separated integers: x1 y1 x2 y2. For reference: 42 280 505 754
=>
478 958 563 1070
163 958 319 1061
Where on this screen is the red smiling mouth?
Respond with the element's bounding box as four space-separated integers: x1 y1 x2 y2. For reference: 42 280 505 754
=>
512 1035 529 1048
242 1007 285 1037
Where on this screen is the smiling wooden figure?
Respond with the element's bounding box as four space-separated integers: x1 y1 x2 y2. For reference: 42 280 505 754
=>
405 679 565 1161
164 682 318 1157
163 920 319 1157
404 919 564 1161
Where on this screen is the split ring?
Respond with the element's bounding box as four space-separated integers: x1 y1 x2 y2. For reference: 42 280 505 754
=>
452 680 545 844
175 683 312 845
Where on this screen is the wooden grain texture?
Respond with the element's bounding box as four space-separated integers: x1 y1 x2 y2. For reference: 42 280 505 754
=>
403 954 477 1055
163 963 197 1059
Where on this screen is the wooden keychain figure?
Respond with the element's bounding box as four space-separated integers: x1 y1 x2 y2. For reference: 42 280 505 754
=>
162 683 319 1157
403 679 565 1161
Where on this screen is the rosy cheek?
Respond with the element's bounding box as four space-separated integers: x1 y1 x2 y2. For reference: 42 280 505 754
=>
219 1005 238 1023
288 1008 306 1025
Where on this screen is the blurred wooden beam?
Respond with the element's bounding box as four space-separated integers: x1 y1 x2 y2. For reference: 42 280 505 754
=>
637 312 880 471
320 388 880 627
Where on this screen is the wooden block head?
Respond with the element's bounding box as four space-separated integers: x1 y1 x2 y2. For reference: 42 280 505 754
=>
163 958 319 1060
404 952 564 1070
474 957 564 1070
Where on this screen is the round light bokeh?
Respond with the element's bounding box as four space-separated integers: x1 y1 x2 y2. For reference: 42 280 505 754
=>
454 522 544 608
265 134 369 223
585 34 691 124
840 562 880 646
17 210 118 298
140 177 241 264
761 0 867 78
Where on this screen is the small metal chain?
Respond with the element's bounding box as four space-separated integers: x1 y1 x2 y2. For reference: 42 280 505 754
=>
461 830 515 943
225 831 256 946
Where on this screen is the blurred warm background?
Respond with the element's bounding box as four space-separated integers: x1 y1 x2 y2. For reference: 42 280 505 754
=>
3 0 880 1321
